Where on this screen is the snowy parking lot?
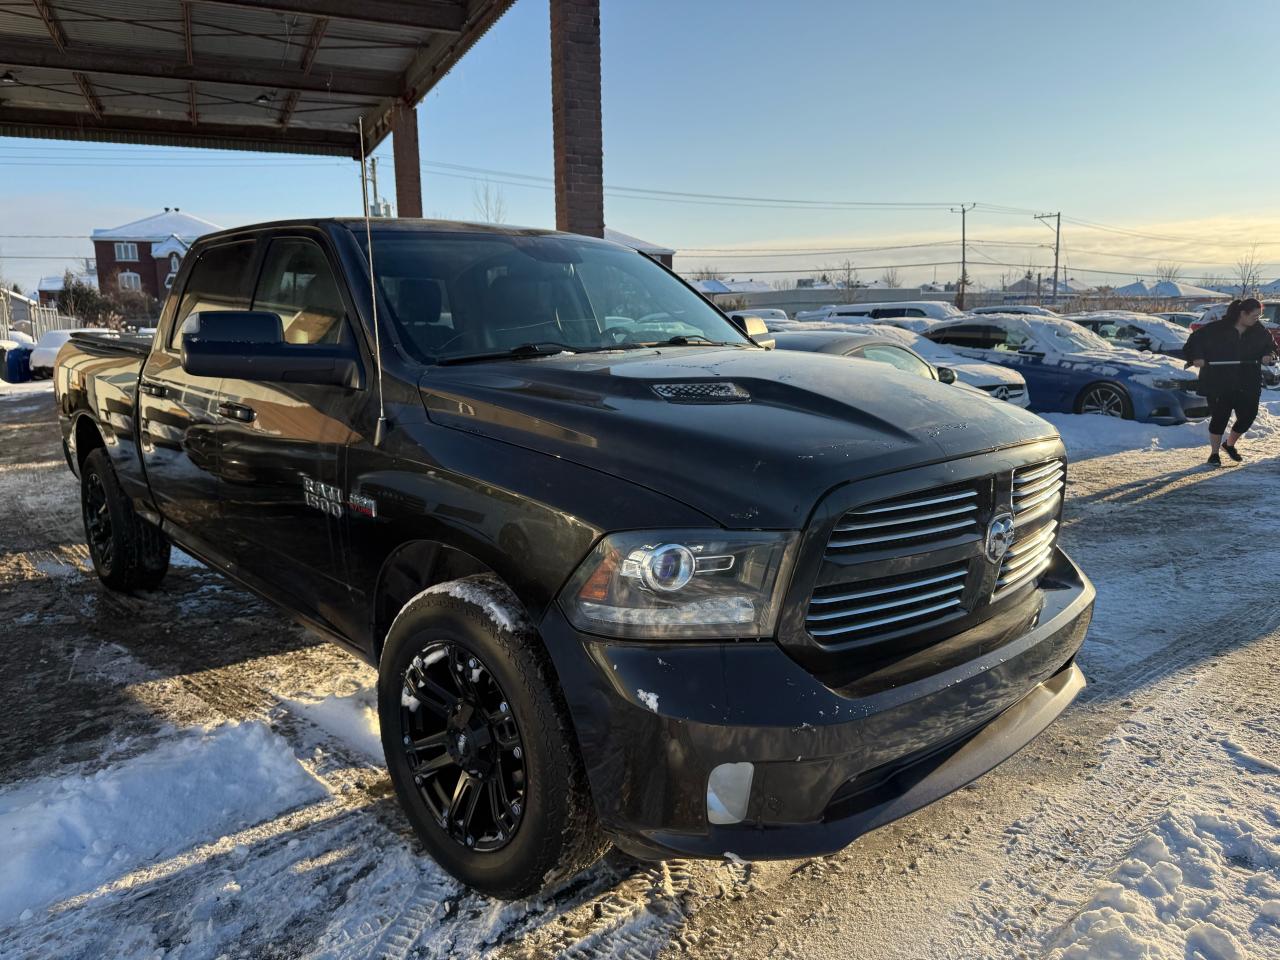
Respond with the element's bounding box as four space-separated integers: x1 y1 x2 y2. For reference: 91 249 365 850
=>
2 380 1278 960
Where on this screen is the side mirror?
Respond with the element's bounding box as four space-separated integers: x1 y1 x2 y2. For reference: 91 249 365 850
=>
732 313 776 350
936 366 957 384
180 311 361 388
1133 336 1152 350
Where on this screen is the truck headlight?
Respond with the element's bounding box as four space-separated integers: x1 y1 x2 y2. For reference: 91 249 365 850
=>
561 530 799 639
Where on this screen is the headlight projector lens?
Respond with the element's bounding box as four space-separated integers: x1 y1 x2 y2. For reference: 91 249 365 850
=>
637 543 696 592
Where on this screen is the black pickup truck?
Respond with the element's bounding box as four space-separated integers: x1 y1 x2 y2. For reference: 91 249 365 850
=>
55 219 1094 898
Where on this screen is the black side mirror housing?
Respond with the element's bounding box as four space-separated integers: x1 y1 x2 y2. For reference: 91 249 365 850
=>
729 313 776 350
936 365 957 384
180 311 361 388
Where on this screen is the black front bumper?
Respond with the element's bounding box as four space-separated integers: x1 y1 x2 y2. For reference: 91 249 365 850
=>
538 546 1093 861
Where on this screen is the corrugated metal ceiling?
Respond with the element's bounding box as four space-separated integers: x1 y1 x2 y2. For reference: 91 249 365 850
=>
0 0 514 156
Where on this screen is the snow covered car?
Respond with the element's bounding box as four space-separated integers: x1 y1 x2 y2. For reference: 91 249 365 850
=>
1067 312 1190 358
793 300 964 328
770 319 1030 406
1153 311 1202 328
925 314 1207 423
1193 300 1280 349
30 328 107 378
727 308 789 325
971 305 1060 317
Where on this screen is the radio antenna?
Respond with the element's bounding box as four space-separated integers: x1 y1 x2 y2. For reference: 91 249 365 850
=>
358 115 388 447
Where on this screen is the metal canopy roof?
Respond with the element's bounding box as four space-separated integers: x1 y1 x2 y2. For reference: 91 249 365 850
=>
0 0 515 157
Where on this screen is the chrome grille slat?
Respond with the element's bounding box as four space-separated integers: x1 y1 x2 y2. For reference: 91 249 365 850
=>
807 598 964 638
809 567 968 605
1014 483 1063 514
806 582 966 623
1013 460 1062 484
1006 521 1057 558
1013 468 1064 500
994 551 1053 597
852 489 978 516
828 517 979 549
837 502 978 532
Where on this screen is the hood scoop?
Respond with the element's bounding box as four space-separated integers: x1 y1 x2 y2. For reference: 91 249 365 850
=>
651 381 751 403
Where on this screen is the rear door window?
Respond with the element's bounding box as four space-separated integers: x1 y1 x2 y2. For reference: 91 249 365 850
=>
252 238 350 346
928 324 996 349
171 240 256 348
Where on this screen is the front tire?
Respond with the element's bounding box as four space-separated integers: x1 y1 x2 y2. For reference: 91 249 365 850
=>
81 447 171 591
1076 382 1133 419
378 575 608 899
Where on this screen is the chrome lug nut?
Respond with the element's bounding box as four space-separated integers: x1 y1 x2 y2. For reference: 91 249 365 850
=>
513 746 522 759
499 702 508 713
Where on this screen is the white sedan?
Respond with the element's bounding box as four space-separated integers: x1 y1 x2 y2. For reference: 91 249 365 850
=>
29 328 107 378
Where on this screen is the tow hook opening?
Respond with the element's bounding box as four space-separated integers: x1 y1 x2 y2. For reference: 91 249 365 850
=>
707 761 755 825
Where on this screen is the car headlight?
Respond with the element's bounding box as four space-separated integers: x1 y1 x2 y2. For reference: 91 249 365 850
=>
560 530 799 639
1141 376 1198 391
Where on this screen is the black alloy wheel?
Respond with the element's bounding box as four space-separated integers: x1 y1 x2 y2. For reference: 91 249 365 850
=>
83 468 114 569
400 641 526 852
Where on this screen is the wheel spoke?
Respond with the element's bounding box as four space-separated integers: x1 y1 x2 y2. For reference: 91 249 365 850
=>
447 772 481 836
408 730 449 753
449 646 478 697
404 665 457 716
416 750 457 776
491 716 521 751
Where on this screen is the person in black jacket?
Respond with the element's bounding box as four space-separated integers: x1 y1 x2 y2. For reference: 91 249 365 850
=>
1184 297 1276 466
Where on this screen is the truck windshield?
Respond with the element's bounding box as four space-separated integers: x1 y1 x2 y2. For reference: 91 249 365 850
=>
356 230 750 362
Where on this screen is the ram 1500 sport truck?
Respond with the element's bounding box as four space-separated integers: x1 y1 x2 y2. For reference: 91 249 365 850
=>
55 219 1094 898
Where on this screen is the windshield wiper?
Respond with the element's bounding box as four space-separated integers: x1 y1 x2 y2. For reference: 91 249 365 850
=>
644 334 739 347
438 341 582 365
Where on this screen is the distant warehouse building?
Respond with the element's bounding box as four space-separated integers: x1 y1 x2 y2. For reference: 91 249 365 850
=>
91 209 222 300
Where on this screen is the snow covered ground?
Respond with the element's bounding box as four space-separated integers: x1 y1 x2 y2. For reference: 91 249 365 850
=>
1 383 1278 959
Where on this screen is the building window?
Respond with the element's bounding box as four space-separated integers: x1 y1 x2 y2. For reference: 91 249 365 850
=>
114 242 139 261
118 271 141 292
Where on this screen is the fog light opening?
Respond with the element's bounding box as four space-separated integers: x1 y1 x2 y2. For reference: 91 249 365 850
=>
706 762 754 825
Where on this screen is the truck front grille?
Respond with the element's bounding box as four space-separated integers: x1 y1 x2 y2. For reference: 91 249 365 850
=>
803 455 1067 650
827 482 982 553
805 561 969 641
1011 459 1064 528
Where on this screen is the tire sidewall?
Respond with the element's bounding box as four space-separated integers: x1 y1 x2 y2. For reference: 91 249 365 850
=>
81 448 131 585
378 588 577 897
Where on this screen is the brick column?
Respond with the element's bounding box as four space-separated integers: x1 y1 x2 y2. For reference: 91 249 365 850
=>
550 0 604 237
392 101 423 218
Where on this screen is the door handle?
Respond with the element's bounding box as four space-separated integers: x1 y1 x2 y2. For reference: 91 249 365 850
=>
139 380 168 398
217 401 256 423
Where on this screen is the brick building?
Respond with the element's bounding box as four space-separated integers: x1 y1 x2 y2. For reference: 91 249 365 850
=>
91 209 221 301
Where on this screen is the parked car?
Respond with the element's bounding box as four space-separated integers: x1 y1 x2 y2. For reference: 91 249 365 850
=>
1067 311 1190 357
30 328 108 378
770 328 970 390
794 300 964 327
1153 311 1203 327
56 218 1093 898
727 308 788 325
1192 300 1280 348
971 305 1060 317
769 319 1030 406
926 313 1206 423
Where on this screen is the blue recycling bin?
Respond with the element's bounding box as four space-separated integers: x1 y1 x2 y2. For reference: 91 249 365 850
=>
4 345 32 383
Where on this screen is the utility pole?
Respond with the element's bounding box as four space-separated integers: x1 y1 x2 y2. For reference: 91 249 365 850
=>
951 203 975 309
1035 211 1061 305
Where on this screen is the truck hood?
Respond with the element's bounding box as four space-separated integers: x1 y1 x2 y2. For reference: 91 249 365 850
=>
419 347 1058 528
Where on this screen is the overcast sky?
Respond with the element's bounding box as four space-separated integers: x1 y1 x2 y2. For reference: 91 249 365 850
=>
3 0 1278 293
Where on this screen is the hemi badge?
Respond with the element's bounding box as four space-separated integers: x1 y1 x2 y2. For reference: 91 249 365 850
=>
349 493 377 518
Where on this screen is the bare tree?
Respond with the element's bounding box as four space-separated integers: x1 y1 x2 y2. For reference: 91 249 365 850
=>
879 266 902 288
771 278 797 291
471 181 508 224
1235 245 1263 296
823 259 860 302
690 266 724 281
1155 262 1184 283
998 269 1019 291
1198 274 1229 291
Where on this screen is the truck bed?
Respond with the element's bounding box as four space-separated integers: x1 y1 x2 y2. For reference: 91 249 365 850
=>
68 330 153 359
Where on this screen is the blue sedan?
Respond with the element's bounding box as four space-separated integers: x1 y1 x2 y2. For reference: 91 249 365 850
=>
925 314 1208 424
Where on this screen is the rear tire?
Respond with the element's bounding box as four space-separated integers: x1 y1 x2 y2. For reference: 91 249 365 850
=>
378 574 608 899
81 447 171 592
